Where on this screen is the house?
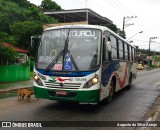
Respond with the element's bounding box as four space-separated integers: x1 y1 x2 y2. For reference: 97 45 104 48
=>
0 43 30 82
2 43 29 64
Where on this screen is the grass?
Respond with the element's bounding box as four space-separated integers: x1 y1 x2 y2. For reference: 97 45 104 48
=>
0 92 17 99
30 71 33 77
0 85 8 89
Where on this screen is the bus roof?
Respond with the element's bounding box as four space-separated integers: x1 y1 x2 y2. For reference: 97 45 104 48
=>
44 24 136 48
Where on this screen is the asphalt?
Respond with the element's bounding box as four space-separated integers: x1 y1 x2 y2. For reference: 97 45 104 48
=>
0 73 159 124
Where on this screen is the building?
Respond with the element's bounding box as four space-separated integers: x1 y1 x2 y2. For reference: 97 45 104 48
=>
44 8 112 26
2 43 29 64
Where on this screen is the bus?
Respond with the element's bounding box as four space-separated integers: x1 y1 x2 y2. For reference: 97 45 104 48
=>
32 24 137 103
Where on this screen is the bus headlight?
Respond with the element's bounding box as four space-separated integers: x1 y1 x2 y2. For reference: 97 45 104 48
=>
33 73 43 86
83 75 99 88
92 77 98 84
34 75 39 80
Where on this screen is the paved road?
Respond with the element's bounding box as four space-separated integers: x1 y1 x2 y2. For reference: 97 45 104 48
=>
0 69 160 130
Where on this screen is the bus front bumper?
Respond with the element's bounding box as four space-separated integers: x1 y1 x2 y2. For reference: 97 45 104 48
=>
34 86 100 103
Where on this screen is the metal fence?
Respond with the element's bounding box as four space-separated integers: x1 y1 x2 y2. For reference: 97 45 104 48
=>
0 65 30 82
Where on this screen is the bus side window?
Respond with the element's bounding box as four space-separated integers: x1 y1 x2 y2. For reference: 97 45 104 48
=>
110 35 118 59
124 43 128 60
132 48 134 61
129 46 132 61
102 38 108 61
118 40 124 60
102 38 110 72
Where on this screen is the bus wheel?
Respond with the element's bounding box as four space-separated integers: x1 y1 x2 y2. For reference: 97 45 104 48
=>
106 80 115 103
126 74 132 89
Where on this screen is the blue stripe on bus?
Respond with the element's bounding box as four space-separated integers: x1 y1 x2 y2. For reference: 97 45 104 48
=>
101 60 119 86
36 69 96 77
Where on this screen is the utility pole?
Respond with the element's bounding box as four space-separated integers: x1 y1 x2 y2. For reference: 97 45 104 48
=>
86 0 88 24
122 16 137 32
148 37 158 69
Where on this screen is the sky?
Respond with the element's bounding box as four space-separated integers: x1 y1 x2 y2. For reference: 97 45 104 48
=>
28 0 160 52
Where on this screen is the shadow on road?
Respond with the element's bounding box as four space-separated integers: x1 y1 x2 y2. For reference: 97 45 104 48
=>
37 85 132 114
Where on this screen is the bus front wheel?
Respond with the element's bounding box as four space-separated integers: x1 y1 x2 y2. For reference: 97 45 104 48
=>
106 79 115 103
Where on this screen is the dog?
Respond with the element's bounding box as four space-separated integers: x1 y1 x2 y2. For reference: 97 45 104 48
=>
17 89 34 102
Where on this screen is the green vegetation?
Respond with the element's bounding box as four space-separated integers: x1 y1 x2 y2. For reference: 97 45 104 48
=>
105 23 126 38
0 0 128 65
137 48 160 56
152 55 160 61
40 0 62 11
0 0 60 64
0 92 17 99
0 43 18 65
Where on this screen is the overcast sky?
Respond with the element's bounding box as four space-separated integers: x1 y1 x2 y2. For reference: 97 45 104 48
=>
28 0 160 51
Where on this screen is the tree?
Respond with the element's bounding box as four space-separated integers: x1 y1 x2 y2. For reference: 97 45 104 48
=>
0 44 18 65
104 23 126 38
0 32 17 45
0 0 59 60
152 55 160 61
117 29 126 39
0 0 25 33
10 21 43 50
40 0 62 11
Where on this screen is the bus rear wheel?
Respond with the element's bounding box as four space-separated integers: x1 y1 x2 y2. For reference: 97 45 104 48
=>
126 74 132 89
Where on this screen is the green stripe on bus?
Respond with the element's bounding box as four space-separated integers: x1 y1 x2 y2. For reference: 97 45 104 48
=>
34 86 100 103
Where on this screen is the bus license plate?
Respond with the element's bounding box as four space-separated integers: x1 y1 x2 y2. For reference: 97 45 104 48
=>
56 90 67 96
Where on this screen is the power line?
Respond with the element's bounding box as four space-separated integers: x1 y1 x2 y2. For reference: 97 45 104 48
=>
81 0 125 23
114 0 135 15
69 0 153 47
110 0 151 38
104 0 128 16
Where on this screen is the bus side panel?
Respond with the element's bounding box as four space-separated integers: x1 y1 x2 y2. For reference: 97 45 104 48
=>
100 60 137 101
130 62 137 81
114 61 130 92
100 60 119 101
114 61 137 92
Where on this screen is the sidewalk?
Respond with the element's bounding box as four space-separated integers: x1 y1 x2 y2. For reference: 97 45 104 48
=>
0 79 33 94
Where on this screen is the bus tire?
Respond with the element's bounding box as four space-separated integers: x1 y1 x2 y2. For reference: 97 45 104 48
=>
106 78 116 103
126 73 132 89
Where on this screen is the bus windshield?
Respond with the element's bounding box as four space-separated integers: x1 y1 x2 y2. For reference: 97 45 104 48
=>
37 28 101 72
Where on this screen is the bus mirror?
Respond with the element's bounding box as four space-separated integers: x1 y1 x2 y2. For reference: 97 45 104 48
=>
30 35 41 50
106 41 112 51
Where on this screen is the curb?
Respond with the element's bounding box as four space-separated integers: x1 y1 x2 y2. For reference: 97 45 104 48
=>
0 86 33 94
150 105 160 121
142 103 160 130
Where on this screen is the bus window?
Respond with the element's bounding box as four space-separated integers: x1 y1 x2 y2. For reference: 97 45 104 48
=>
102 38 108 61
110 35 118 59
132 48 135 61
118 40 124 60
129 46 132 61
124 43 128 60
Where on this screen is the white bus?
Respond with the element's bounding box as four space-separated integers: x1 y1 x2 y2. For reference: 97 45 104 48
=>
33 25 137 103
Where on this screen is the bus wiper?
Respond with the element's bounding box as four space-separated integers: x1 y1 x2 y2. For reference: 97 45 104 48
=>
45 50 64 72
45 30 71 72
62 29 79 72
45 29 79 72
67 51 79 72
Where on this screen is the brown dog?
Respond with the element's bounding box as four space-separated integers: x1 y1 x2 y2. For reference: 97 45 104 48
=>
17 89 34 101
